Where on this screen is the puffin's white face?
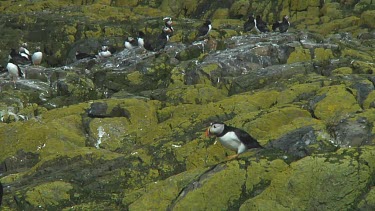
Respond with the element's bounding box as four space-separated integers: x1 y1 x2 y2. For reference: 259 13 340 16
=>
208 123 225 135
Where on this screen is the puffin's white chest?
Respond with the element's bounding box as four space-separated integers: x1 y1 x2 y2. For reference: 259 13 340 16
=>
99 50 111 58
125 41 133 50
32 52 43 65
7 63 19 76
218 132 242 151
138 38 144 47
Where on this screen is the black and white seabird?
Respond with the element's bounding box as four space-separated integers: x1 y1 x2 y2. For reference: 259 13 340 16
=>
124 36 138 50
163 16 174 37
6 59 25 83
206 122 263 159
137 31 146 48
243 13 256 32
31 46 43 65
143 27 172 52
197 20 212 38
8 49 30 65
255 15 270 33
19 42 31 60
272 15 290 33
98 45 113 58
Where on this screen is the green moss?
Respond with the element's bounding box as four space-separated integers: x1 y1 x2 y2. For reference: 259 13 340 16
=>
166 85 227 105
332 67 353 75
287 47 311 64
212 8 230 19
314 85 362 120
314 48 334 61
127 167 208 209
242 151 374 210
363 91 375 109
26 181 73 207
249 105 319 141
277 82 321 105
361 10 375 29
173 161 246 210
229 0 250 17
127 71 143 86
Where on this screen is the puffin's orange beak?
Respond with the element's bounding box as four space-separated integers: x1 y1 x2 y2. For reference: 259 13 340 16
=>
205 128 211 137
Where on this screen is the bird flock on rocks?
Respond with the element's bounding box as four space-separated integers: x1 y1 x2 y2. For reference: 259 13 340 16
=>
2 15 289 86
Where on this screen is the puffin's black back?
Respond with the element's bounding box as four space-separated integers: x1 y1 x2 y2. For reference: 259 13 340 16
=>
226 125 263 149
144 30 169 52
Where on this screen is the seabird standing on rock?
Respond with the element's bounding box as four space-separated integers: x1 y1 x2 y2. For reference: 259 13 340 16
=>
137 31 146 48
196 20 212 39
143 26 172 52
98 45 112 58
124 37 138 50
6 59 25 83
272 15 290 33
19 42 31 60
32 46 43 65
255 15 270 33
243 13 256 32
163 16 174 37
206 122 263 159
8 49 30 65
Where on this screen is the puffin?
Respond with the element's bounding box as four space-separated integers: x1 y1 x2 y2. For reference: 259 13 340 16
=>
31 46 43 65
143 26 172 52
196 20 212 38
19 42 31 60
75 50 96 60
137 31 146 48
8 49 30 65
206 122 263 159
272 15 290 33
243 13 256 32
6 59 25 83
163 16 174 37
124 36 138 50
98 45 113 58
255 15 270 33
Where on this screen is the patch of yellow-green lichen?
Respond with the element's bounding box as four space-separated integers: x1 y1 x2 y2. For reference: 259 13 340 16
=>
287 47 311 64
127 167 208 209
332 67 353 75
314 48 334 61
127 71 143 86
249 105 320 141
173 161 246 210
241 151 373 210
313 85 362 120
363 91 375 109
166 85 227 105
277 82 322 105
212 9 230 19
25 181 73 207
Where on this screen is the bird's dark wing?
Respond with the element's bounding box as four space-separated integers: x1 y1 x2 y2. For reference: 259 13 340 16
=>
272 22 280 31
228 126 263 149
197 25 208 37
244 20 255 32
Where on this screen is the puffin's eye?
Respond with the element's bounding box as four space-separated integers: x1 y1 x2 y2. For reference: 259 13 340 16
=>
213 125 216 128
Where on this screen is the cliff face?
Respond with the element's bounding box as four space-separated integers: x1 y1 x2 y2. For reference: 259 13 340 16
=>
0 0 375 210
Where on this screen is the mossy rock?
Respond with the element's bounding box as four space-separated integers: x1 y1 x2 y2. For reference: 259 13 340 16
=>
126 167 208 210
287 47 311 63
313 48 334 61
313 85 362 120
332 67 353 75
363 91 375 109
229 0 250 18
360 10 375 29
166 84 227 105
252 149 374 210
172 161 246 210
25 181 73 208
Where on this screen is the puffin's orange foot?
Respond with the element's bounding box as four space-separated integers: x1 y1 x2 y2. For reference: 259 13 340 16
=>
227 154 239 160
